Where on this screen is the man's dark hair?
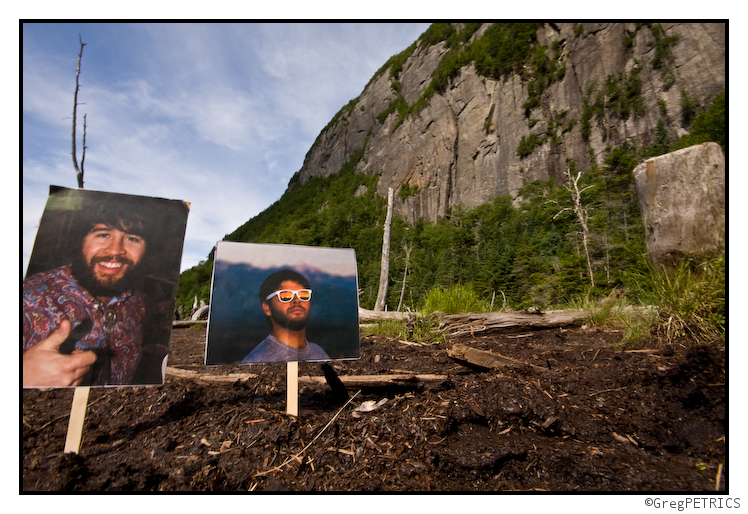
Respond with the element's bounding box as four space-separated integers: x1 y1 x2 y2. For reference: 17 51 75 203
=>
258 269 311 304
69 199 153 253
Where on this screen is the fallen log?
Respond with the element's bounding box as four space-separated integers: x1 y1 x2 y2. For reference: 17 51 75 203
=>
165 366 446 388
173 309 587 329
448 343 546 372
359 307 412 322
166 366 257 382
299 373 448 388
441 310 589 336
173 320 207 328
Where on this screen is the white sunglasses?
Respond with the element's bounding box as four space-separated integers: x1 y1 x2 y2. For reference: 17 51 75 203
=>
265 289 312 303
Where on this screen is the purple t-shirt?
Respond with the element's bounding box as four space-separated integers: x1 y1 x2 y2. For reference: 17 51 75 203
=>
23 265 146 385
241 334 329 364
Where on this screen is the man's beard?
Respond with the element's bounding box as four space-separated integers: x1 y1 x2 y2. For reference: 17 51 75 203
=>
71 253 144 299
269 304 309 331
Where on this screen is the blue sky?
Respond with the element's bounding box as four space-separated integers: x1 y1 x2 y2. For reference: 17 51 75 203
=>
23 22 430 274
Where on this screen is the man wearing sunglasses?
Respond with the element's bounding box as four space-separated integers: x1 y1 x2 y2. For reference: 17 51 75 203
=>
241 269 329 364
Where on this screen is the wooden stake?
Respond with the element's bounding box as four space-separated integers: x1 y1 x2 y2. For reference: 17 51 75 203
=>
64 386 90 454
287 361 299 417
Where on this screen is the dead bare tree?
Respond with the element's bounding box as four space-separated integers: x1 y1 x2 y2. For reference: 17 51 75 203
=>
65 36 91 455
551 165 596 288
374 187 394 311
72 36 87 188
396 241 414 312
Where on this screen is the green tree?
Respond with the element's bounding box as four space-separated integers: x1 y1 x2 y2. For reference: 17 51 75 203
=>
671 91 725 153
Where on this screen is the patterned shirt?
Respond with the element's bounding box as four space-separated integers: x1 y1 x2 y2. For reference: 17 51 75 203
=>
241 334 329 364
23 265 146 386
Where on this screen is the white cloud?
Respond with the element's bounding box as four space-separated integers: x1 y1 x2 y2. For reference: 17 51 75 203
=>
23 22 430 275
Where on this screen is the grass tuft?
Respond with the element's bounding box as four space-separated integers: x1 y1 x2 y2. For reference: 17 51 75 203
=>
575 253 726 347
420 284 490 315
361 320 405 339
639 254 725 344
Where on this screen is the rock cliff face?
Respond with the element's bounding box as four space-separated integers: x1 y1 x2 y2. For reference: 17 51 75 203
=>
291 23 725 224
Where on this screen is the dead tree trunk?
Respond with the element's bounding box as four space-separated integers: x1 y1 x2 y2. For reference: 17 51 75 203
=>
441 310 590 336
374 187 394 311
299 373 448 388
358 307 411 322
448 343 546 372
72 36 87 188
396 242 413 312
553 166 595 288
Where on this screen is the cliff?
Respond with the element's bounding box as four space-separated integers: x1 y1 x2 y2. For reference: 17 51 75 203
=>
291 22 725 224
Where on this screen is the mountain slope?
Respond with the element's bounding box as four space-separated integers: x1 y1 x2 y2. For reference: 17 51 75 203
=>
294 22 724 222
176 22 725 313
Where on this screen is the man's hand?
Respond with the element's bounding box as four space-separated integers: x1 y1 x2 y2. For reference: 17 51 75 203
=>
23 320 98 387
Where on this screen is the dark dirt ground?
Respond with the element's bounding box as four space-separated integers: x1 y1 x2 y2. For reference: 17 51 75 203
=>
22 323 727 492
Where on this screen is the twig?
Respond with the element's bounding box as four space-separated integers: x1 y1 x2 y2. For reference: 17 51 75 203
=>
25 413 71 437
24 393 106 437
589 386 626 397
715 463 723 491
254 390 361 477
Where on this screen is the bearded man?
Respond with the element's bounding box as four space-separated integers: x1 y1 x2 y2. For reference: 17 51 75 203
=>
241 269 329 364
23 202 151 387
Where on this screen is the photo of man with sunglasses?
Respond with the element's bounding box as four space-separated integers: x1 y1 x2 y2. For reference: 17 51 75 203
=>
241 269 330 364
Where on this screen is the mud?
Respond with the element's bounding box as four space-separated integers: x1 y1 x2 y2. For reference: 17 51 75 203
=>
22 325 726 492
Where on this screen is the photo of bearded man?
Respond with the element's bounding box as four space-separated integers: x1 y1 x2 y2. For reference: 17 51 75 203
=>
23 187 189 388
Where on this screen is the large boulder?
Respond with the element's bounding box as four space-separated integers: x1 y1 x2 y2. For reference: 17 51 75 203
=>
633 142 725 265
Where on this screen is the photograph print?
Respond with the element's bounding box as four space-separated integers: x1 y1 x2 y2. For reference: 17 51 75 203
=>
205 241 360 365
23 186 190 388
